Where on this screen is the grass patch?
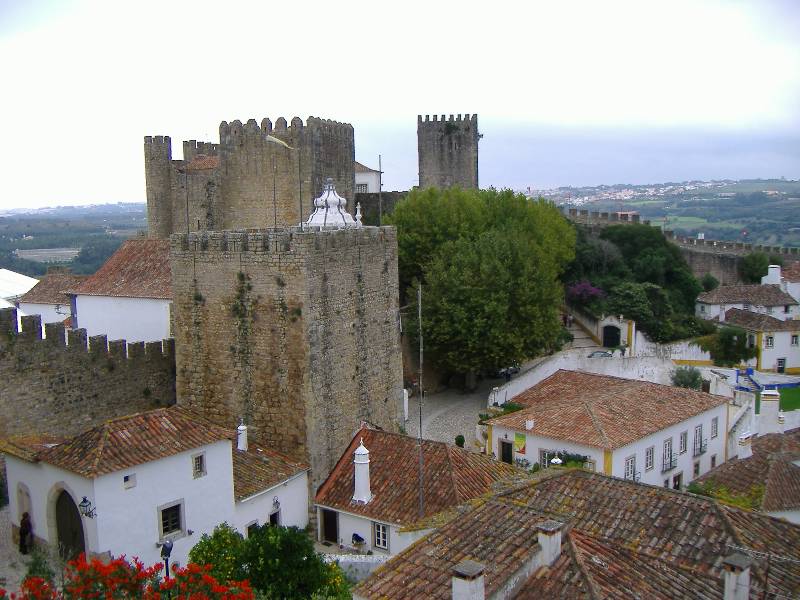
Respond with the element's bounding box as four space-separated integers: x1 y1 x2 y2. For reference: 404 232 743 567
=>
780 387 800 412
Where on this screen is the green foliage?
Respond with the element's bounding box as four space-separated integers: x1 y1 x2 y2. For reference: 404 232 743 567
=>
390 188 575 377
25 549 55 585
740 252 770 283
455 434 465 448
695 326 757 367
700 273 719 292
479 402 524 424
190 524 349 600
188 522 245 585
687 481 765 510
671 366 703 390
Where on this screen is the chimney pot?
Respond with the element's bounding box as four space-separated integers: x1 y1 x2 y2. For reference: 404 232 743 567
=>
237 420 248 452
452 560 485 600
537 520 564 566
722 552 752 600
737 431 752 460
352 437 372 504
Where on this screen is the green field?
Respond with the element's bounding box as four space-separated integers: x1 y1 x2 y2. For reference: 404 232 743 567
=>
780 387 800 412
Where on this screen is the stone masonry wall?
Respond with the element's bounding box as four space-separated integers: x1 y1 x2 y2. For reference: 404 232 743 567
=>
353 191 408 226
0 309 176 439
170 227 402 489
417 114 479 190
146 116 355 238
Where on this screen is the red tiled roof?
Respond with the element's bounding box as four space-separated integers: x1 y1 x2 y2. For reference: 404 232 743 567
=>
315 426 520 525
354 161 378 173
695 428 800 512
184 154 219 171
69 239 171 299
0 434 66 462
723 308 800 332
697 284 797 306
783 262 800 283
18 272 87 305
487 370 727 450
356 469 800 599
232 442 308 501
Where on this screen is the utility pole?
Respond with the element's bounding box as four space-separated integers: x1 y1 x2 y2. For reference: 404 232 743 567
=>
417 284 424 519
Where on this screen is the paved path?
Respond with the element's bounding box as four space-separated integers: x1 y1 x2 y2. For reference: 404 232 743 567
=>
0 506 27 594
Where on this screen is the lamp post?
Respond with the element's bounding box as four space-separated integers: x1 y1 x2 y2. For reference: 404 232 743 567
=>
160 539 173 581
78 496 96 518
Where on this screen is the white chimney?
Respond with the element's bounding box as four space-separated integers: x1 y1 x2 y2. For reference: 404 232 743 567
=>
760 389 781 435
537 520 564 566
738 432 752 460
778 412 786 434
237 420 248 452
452 560 485 600
352 438 372 504
722 553 752 600
525 419 534 431
762 264 782 285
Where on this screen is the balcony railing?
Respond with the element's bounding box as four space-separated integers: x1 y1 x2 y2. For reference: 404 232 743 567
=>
661 455 677 473
693 439 708 457
624 471 641 483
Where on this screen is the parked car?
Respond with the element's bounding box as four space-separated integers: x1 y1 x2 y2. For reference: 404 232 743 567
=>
587 350 613 358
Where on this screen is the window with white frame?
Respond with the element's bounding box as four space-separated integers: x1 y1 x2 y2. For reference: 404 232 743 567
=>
374 522 389 550
356 183 368 194
767 306 774 314
624 455 636 480
664 438 673 461
765 335 774 349
645 446 654 471
192 452 206 478
679 431 687 454
158 500 185 539
711 417 718 439
792 335 799 347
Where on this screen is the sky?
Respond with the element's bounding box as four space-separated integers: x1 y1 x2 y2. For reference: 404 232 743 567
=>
0 0 798 208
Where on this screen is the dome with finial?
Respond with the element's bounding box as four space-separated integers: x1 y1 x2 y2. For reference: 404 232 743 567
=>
304 178 360 229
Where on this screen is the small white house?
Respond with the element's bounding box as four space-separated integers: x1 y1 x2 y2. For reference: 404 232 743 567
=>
354 161 380 194
696 284 797 322
18 269 86 325
724 308 800 374
2 408 309 570
314 426 518 556
68 239 172 343
487 370 728 490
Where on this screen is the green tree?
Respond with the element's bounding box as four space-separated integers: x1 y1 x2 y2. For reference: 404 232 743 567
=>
740 252 770 283
606 281 674 342
700 273 719 292
671 366 703 390
695 326 757 367
188 522 245 585
393 188 575 379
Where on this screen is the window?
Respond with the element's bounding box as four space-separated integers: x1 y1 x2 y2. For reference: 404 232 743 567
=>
743 303 751 311
355 183 368 194
663 479 670 488
765 336 774 349
747 334 756 348
679 431 687 454
693 462 700 478
374 522 389 550
269 511 280 526
645 446 654 471
767 306 774 314
246 522 259 537
123 473 136 489
699 305 705 313
672 472 683 490
711 454 717 469
624 455 637 481
159 501 184 538
785 305 791 314
711 417 718 439
792 335 799 347
192 453 206 478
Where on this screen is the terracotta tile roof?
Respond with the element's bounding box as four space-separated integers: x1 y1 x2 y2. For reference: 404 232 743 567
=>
695 428 800 512
723 308 800 332
0 434 65 462
26 408 231 478
315 426 520 526
487 370 727 450
783 262 800 283
232 442 308 501
354 161 378 173
697 284 797 306
69 239 172 299
356 469 800 599
184 154 219 171
19 271 87 305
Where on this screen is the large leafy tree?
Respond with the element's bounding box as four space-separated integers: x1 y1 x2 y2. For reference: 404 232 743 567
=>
390 188 575 378
740 252 770 283
695 326 758 367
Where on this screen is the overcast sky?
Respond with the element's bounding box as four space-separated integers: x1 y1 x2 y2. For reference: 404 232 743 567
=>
0 0 798 208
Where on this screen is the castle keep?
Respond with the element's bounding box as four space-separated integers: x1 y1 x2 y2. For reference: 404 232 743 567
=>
417 114 479 189
145 116 355 237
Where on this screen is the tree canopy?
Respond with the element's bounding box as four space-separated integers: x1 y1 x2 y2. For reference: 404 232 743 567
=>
695 326 757 367
388 188 575 378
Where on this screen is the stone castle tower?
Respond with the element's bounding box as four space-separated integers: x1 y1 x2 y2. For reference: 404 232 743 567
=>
417 114 479 189
145 116 355 237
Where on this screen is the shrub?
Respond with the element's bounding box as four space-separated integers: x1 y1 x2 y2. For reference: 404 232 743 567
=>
700 273 719 292
188 522 245 585
455 435 465 448
671 366 703 390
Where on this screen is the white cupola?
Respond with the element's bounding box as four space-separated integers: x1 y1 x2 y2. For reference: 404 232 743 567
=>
352 438 372 504
304 178 361 229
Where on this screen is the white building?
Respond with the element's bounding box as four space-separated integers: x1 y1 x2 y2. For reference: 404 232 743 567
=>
487 370 728 490
18 269 86 325
68 239 172 343
1 408 309 570
696 284 797 322
354 161 380 194
724 308 800 374
0 268 38 302
314 425 518 556
762 263 800 304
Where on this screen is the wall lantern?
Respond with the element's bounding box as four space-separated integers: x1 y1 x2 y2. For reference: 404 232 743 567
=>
273 496 280 512
78 496 97 518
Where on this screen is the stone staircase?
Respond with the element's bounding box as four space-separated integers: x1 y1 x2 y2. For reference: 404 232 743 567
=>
565 320 599 351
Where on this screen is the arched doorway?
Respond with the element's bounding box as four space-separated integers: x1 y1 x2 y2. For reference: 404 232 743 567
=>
55 491 84 559
602 325 621 348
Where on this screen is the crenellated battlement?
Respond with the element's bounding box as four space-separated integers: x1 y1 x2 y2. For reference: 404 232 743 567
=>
144 135 172 146
418 113 476 124
663 231 800 257
183 140 219 162
218 115 354 147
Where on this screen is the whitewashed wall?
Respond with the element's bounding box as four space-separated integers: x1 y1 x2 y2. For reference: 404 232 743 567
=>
316 508 426 557
233 471 309 532
355 171 380 194
635 333 711 363
489 426 603 470
74 295 171 343
18 302 67 325
760 331 800 371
